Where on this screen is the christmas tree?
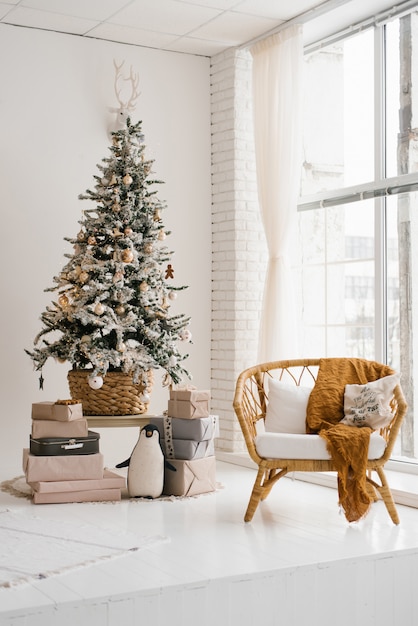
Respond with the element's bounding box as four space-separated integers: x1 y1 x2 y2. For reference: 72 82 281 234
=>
26 116 192 393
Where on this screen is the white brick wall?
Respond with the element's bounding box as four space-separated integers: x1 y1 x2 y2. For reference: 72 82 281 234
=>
210 48 267 453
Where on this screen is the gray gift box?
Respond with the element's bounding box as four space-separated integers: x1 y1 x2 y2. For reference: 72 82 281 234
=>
161 438 215 460
150 415 218 461
150 415 218 441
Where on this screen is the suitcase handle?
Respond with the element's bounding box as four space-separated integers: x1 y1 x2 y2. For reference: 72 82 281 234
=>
61 440 84 450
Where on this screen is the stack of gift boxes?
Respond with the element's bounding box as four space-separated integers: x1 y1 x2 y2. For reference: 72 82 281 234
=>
153 388 218 497
22 400 125 504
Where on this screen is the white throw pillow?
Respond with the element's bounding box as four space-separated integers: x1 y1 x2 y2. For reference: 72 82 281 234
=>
341 373 400 429
265 378 312 434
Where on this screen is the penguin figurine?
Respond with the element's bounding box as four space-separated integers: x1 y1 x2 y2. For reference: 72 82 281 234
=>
116 424 175 499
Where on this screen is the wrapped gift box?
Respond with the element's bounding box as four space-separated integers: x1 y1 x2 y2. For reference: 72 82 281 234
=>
33 488 121 504
23 448 104 482
168 388 210 419
31 418 89 439
161 438 215 460
169 389 210 402
29 469 126 493
151 416 218 460
151 415 218 441
32 401 83 422
167 399 209 419
163 456 216 497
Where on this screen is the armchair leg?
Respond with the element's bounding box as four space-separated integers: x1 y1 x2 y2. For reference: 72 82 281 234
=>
244 467 266 522
370 467 400 525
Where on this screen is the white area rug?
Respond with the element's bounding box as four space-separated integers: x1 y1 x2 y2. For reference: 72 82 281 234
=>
0 509 167 589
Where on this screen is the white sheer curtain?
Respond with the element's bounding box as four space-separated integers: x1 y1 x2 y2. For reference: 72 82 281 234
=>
250 25 303 363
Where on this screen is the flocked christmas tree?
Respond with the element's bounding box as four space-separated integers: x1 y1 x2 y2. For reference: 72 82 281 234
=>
26 115 192 401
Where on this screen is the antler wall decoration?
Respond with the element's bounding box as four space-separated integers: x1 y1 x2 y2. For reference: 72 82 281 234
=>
109 60 140 132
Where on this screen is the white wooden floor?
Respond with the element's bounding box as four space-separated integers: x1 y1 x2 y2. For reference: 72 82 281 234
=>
1 460 418 626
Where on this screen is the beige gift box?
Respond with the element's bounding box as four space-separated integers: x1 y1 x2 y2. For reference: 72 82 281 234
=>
32 401 83 422
32 488 121 504
29 469 126 493
31 418 89 439
169 389 210 402
22 448 104 482
167 399 209 419
163 456 216 497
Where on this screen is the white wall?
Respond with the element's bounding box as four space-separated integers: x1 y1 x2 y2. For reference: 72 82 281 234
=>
0 24 211 474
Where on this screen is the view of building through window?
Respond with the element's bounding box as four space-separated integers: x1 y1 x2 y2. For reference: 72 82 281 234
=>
295 12 418 465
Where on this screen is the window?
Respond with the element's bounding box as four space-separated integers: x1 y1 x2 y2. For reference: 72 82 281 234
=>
295 10 418 466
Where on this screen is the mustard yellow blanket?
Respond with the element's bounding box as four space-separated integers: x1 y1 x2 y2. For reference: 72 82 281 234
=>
306 358 394 522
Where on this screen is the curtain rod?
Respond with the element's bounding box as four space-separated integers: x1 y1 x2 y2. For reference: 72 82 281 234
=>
305 0 418 54
239 0 418 52
238 0 351 49
297 172 418 211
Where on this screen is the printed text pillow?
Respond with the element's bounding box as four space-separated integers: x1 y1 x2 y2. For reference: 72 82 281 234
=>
341 373 400 429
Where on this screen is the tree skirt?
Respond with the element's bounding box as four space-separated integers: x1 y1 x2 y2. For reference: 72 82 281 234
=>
1 475 223 503
0 509 167 589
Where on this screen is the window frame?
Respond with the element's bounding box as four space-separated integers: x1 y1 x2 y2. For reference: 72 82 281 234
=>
297 15 418 474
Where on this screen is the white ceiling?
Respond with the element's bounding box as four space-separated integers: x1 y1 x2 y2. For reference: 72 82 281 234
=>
0 0 406 57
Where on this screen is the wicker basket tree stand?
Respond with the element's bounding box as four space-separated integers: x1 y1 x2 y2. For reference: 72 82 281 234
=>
68 369 154 416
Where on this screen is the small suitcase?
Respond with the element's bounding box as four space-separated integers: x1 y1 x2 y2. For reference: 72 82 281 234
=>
29 431 100 456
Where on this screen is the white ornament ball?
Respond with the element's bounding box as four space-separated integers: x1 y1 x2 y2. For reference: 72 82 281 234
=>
180 329 192 342
168 355 177 367
88 375 103 390
140 392 150 403
168 291 177 300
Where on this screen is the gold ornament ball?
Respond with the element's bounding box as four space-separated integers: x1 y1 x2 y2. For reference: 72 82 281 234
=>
122 249 134 263
113 271 124 283
144 243 153 254
94 302 105 315
124 227 133 237
79 270 89 283
58 294 69 308
153 208 161 221
115 304 125 316
139 281 149 292
109 173 117 185
87 236 96 245
158 230 166 241
117 342 126 353
123 173 133 185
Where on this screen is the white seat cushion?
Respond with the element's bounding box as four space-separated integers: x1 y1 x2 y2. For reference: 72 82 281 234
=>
255 430 387 460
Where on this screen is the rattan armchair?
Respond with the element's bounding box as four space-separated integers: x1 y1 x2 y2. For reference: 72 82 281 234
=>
233 358 407 523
